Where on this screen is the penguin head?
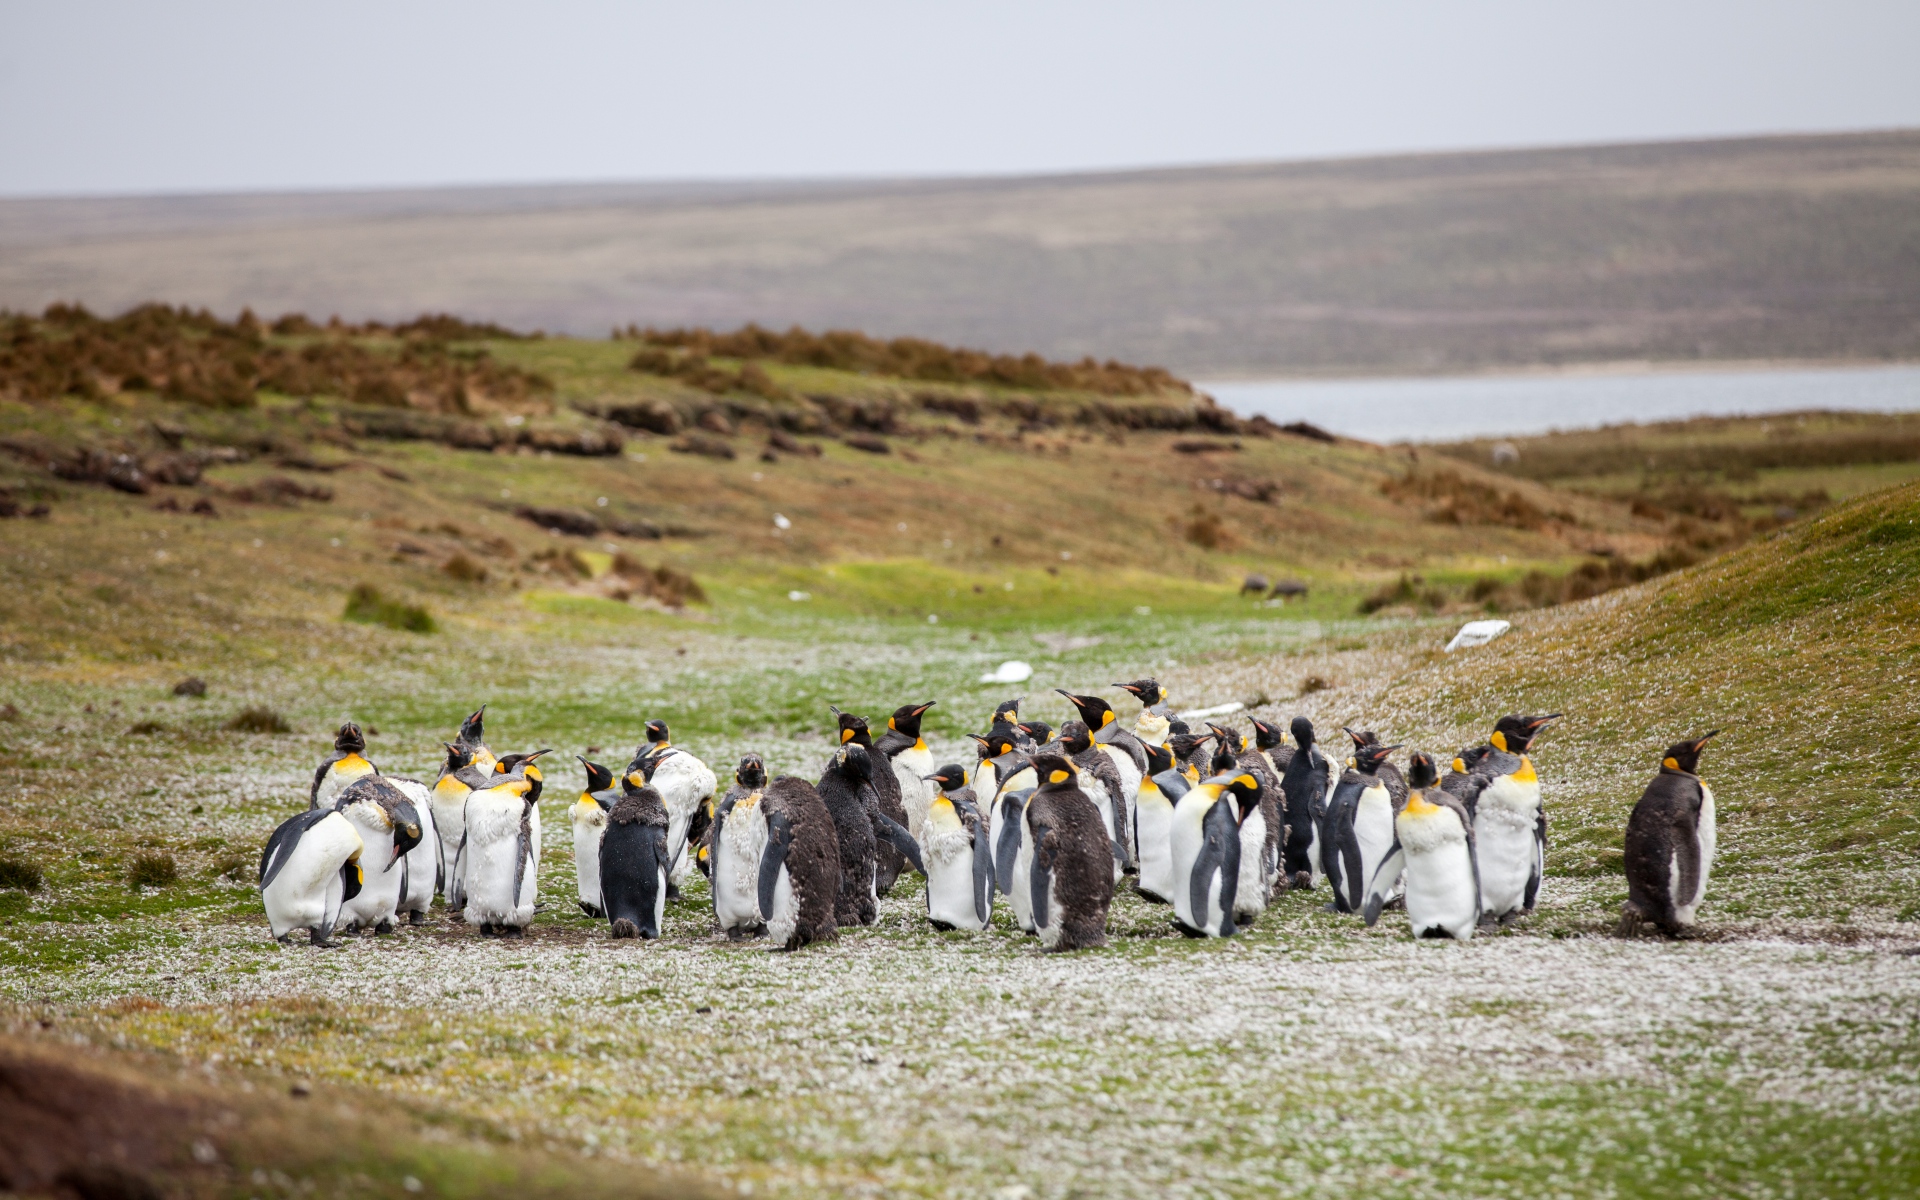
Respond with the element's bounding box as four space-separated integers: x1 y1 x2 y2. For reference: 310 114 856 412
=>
1056 691 1116 729
1490 713 1560 754
1405 751 1439 790
1032 751 1078 788
333 722 366 754
1343 726 1382 751
1167 719 1191 737
1142 742 1175 776
643 719 671 747
1207 740 1239 776
1452 745 1490 775
830 706 872 747
578 757 614 795
1017 720 1053 747
1354 742 1398 776
923 764 969 792
1114 679 1166 708
991 698 1022 725
495 749 551 779
440 742 474 774
971 730 1020 762
456 705 487 748
887 701 936 738
1169 730 1213 762
1057 720 1093 757
1207 722 1247 755
1201 771 1263 823
388 798 425 864
735 753 767 790
836 741 872 782
1289 716 1315 751
1249 716 1286 751
1660 731 1718 774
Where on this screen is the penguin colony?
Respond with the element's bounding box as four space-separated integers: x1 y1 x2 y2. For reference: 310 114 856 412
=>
259 689 1721 948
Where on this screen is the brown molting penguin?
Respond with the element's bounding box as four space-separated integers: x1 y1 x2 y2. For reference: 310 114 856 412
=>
817 742 883 926
1024 751 1115 952
833 707 914 895
1215 722 1282 897
1058 720 1130 878
1620 732 1719 938
758 775 843 950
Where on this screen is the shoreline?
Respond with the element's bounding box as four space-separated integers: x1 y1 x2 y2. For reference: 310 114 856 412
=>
1192 355 1920 388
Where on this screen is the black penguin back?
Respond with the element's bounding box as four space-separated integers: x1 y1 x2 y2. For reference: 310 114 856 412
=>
1622 766 1707 934
601 783 670 939
1279 718 1330 886
1025 756 1115 952
761 775 842 948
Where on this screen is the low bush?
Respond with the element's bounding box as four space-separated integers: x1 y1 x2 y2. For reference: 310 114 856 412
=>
0 857 43 891
342 585 436 633
129 852 178 888
225 706 292 733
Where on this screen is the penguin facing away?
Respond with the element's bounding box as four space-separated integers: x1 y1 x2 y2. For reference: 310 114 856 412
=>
1363 752 1481 940
1025 752 1116 952
331 776 425 935
817 742 884 927
875 701 939 840
921 764 994 932
1131 742 1184 904
756 775 843 950
1320 740 1400 915
259 808 364 945
572 758 620 918
1279 717 1333 890
310 722 377 811
1620 732 1719 937
834 707 915 895
600 774 671 939
1472 713 1560 923
708 754 771 940
1169 770 1262 938
1441 746 1494 818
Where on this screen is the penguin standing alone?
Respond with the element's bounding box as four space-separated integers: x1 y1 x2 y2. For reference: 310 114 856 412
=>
708 755 771 940
756 775 843 950
1168 771 1263 938
309 722 377 810
920 765 995 932
1024 752 1116 952
600 773 670 939
1362 752 1481 940
259 808 364 945
572 758 620 918
1470 713 1560 924
1620 732 1719 937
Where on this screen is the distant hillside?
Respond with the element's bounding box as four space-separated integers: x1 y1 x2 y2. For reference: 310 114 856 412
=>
3 131 1918 377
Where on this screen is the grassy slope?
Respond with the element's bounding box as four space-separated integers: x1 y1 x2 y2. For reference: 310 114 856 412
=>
1376 477 1920 923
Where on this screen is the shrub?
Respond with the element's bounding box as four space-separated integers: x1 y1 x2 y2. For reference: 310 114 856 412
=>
225 706 292 734
0 857 43 891
1359 574 1421 614
343 585 436 633
442 552 488 583
129 853 178 888
610 554 707 607
127 720 168 735
1179 506 1234 551
172 677 207 697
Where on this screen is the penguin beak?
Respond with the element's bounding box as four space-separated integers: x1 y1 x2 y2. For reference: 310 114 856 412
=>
384 843 405 871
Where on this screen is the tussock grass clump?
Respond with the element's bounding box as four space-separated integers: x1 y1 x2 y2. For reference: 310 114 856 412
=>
224 706 291 734
1381 469 1566 530
343 585 436 633
126 720 167 736
610 554 706 607
441 552 488 583
0 857 43 891
171 677 207 698
128 852 178 888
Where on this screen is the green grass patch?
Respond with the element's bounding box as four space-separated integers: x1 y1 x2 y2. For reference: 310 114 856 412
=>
344 584 437 633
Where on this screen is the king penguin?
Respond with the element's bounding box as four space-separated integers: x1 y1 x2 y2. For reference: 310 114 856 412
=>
920 765 995 932
875 701 939 841
1279 717 1333 890
1363 752 1481 940
430 742 494 915
1025 752 1116 952
1169 770 1263 937
1057 691 1146 840
625 721 717 897
462 751 549 936
1344 728 1409 809
1471 713 1561 924
1215 723 1283 901
1321 740 1400 915
707 754 771 939
331 776 425 935
572 758 620 918
600 772 670 939
1620 731 1719 937
1115 679 1173 748
259 807 364 946
834 707 915 895
454 705 497 773
1441 745 1494 817
757 774 843 950
309 722 377 811
1131 742 1184 904
1058 720 1129 880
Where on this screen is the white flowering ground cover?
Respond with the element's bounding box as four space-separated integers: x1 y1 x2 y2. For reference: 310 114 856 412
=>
4 482 1919 1196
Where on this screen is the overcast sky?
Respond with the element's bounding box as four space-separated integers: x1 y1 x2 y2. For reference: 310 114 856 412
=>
3 1 1918 197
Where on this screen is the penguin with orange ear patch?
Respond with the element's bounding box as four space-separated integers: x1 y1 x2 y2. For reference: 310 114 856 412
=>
1024 752 1115 952
1471 713 1560 924
1620 732 1718 937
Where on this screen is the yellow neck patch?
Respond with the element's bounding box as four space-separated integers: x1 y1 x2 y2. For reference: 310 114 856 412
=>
1404 791 1439 816
1490 731 1508 752
1512 757 1537 784
1099 711 1114 727
840 729 855 744
913 737 928 753
335 753 371 775
1451 758 1467 774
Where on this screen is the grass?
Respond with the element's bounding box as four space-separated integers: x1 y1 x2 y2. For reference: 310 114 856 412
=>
345 583 438 633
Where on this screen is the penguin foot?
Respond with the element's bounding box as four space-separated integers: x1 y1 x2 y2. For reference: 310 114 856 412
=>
1131 885 1169 905
308 928 336 948
928 919 956 933
408 910 427 926
374 919 394 936
275 934 292 945
1289 873 1314 891
665 882 682 901
611 918 638 939
1171 918 1208 939
477 922 496 937
1382 896 1406 912
499 924 526 938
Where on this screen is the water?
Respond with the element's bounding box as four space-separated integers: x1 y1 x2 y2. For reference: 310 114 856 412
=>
1201 363 1920 444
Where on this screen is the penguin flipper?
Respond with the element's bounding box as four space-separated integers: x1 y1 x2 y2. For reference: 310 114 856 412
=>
993 802 1023 896
309 758 334 810
1362 842 1404 927
873 808 925 874
511 806 532 913
1029 824 1055 932
1524 807 1548 912
340 856 364 904
757 811 794 921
